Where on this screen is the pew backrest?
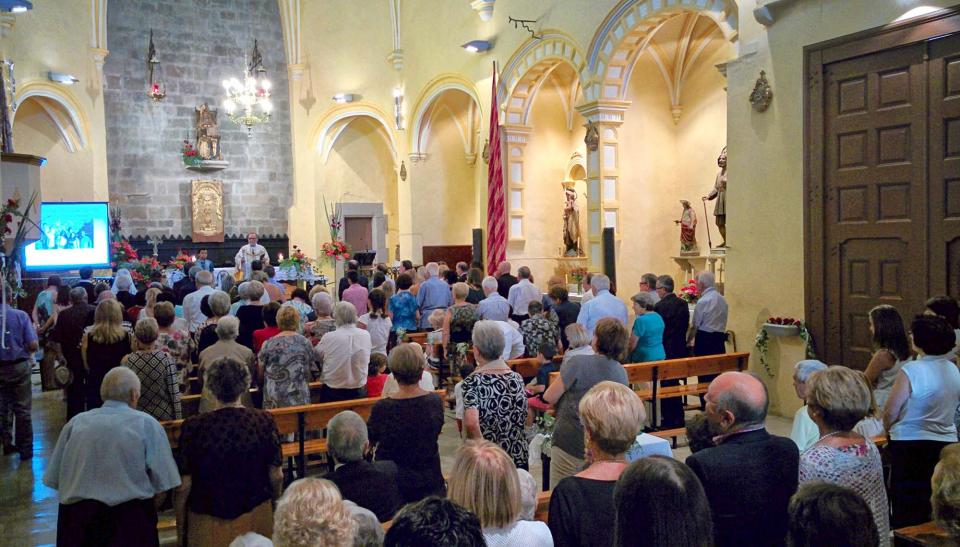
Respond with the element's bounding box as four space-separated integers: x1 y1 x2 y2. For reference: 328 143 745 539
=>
546 352 750 388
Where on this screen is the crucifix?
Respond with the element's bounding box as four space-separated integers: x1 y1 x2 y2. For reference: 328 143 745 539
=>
146 234 162 257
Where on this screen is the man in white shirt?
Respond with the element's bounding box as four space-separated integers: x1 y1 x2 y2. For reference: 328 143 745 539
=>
234 232 270 281
315 301 372 402
576 273 628 337
182 270 215 333
44 367 180 547
497 320 525 361
688 270 729 409
507 266 541 324
477 276 511 321
580 273 594 304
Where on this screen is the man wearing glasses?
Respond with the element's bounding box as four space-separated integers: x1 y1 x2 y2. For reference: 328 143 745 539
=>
234 232 270 280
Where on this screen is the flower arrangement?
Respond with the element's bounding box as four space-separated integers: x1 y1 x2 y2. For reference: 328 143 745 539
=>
279 245 315 275
569 266 588 285
754 315 816 377
110 239 139 268
679 279 700 304
0 192 40 301
323 196 343 241
132 256 163 285
181 140 201 166
320 240 351 264
167 251 192 271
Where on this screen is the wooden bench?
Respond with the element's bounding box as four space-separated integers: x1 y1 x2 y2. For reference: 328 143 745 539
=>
547 352 750 446
534 490 551 523
893 520 952 545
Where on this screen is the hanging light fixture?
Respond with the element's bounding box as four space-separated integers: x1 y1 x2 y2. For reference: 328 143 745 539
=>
146 29 165 102
222 39 272 135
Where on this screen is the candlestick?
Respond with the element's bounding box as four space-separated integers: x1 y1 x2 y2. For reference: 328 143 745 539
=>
278 253 284 261
191 255 196 262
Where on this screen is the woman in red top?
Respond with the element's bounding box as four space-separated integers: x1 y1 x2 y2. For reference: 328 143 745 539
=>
252 302 281 353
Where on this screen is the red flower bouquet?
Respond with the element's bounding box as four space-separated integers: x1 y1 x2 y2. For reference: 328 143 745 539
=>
320 240 351 264
679 279 700 304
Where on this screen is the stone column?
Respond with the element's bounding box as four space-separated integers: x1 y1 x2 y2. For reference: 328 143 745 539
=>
575 100 629 271
501 124 532 244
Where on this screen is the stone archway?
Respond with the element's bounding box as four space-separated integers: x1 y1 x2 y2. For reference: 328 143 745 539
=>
409 75 482 162
14 84 89 152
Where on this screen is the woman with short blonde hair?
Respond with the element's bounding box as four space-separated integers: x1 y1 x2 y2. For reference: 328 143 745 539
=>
272 478 356 547
448 440 552 545
259 305 316 410
800 366 889 544
142 287 161 318
933 444 960 541
82 299 134 409
548 381 642 547
562 323 595 364
122 317 181 421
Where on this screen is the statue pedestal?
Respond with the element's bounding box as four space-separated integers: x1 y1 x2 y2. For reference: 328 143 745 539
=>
185 160 229 172
671 253 725 290
555 255 589 287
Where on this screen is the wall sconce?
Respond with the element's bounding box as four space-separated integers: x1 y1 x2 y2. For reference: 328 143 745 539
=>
462 40 493 53
393 87 404 130
399 161 407 181
332 93 359 103
146 29 166 102
47 71 78 85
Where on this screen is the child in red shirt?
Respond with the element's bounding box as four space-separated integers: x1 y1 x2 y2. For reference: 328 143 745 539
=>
365 353 389 397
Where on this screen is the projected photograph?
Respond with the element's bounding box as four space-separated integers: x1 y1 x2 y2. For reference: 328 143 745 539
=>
22 202 111 271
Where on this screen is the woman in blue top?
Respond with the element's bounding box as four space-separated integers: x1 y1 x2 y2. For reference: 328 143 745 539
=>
628 292 665 363
389 273 420 348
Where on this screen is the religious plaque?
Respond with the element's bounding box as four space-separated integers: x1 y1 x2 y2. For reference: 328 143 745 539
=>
191 179 224 243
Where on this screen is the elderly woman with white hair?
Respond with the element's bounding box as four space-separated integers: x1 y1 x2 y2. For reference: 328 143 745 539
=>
461 320 529 470
561 323 595 365
789 359 829 451
272 478 357 547
121 317 181 421
176 357 283 546
197 316 255 412
305 291 336 345
111 268 137 310
628 292 665 363
315 302 372 402
233 281 266 351
194 290 232 357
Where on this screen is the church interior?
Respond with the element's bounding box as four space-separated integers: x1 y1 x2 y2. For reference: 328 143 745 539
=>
4 0 960 545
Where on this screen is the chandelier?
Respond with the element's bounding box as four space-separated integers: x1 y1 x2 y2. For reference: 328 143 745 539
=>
222 39 272 135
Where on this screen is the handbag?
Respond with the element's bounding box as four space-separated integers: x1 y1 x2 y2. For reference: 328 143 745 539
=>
52 353 73 388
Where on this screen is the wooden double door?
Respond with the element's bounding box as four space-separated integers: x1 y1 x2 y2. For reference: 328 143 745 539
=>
807 11 960 369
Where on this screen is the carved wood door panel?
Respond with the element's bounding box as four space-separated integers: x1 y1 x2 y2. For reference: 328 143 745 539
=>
929 34 960 297
822 44 927 369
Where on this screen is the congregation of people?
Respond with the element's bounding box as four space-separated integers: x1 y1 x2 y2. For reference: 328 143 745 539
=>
7 250 960 546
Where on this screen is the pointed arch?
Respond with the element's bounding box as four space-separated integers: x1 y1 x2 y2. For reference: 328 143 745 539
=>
498 31 589 125
14 83 89 152
409 75 482 160
311 103 399 165
585 0 738 101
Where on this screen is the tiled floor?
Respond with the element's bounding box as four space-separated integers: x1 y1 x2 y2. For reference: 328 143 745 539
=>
1 375 793 546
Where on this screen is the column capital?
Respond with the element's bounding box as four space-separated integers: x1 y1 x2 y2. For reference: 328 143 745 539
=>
287 63 306 80
501 124 532 144
576 100 631 125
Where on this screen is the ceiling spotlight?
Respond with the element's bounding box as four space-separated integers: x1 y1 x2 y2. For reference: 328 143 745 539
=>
0 0 32 13
47 71 79 85
332 93 359 103
462 40 493 53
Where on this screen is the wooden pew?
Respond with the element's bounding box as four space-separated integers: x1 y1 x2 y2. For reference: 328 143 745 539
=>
534 490 552 523
508 357 542 379
893 520 951 545
547 352 750 444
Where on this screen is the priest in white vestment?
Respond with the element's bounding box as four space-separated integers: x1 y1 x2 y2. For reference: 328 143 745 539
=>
234 232 270 280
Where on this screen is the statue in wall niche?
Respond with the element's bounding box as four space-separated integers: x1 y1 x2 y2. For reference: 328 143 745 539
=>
702 146 727 248
675 200 698 256
562 182 584 257
195 103 222 161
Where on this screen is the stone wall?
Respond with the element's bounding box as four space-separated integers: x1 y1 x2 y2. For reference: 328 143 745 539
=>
103 0 292 237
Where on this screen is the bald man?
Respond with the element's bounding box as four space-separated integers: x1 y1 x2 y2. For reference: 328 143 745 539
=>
495 261 518 299
686 372 799 547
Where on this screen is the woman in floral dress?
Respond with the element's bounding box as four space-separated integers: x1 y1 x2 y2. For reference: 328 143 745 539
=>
154 301 195 388
258 306 317 409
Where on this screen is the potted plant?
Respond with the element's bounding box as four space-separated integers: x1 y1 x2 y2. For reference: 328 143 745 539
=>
754 316 816 377
763 316 802 336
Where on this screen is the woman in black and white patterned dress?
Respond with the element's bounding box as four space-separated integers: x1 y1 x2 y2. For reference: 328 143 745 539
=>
462 320 529 470
122 317 182 421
